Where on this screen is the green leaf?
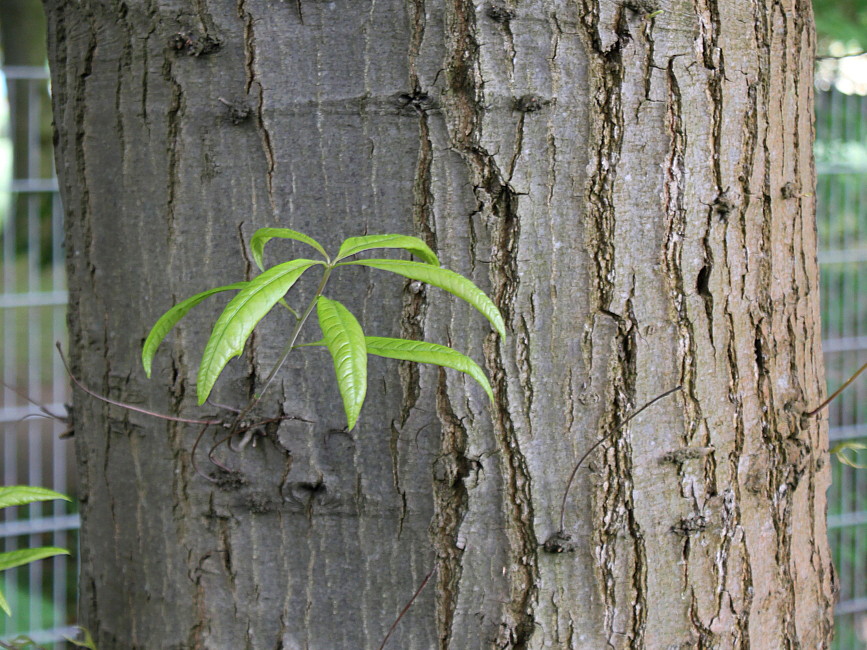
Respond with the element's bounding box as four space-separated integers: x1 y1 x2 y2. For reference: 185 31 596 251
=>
0 587 9 616
197 260 322 404
335 234 439 266
365 337 494 402
142 282 248 378
0 486 70 510
250 227 329 270
64 628 98 649
0 547 69 573
831 441 867 469
341 259 506 338
316 297 367 430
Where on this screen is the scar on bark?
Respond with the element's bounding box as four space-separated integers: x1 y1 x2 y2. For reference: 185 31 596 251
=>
218 97 252 124
169 30 221 57
486 4 516 24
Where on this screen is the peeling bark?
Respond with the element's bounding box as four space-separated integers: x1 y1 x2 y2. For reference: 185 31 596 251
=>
45 0 834 648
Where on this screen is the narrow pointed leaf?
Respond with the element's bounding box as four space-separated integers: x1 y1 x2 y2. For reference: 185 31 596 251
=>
250 227 328 270
65 628 98 650
0 588 9 616
366 337 494 402
0 547 70 573
341 259 506 338
831 441 867 469
0 486 70 510
317 297 367 430
335 234 439 266
142 282 248 377
197 260 321 404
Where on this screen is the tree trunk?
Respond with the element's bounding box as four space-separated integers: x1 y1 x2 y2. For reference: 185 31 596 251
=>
44 0 835 647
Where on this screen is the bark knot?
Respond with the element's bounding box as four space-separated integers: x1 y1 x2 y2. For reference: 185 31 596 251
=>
486 4 516 23
542 531 576 554
169 30 222 57
218 97 252 125
514 94 550 113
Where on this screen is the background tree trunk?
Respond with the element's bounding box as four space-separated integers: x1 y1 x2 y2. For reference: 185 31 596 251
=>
44 0 835 647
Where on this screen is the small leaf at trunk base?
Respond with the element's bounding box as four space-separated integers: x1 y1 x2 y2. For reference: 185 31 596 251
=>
0 547 69 573
0 486 71 510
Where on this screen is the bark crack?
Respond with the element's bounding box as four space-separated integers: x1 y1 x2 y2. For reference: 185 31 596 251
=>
237 1 276 203
432 372 470 648
439 1 538 644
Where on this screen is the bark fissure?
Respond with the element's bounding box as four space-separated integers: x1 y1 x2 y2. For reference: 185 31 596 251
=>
661 59 700 445
161 55 183 249
432 374 470 648
439 0 538 644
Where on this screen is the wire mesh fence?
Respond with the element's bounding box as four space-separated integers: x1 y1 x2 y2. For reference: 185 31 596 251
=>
0 70 865 648
816 87 867 649
0 66 78 645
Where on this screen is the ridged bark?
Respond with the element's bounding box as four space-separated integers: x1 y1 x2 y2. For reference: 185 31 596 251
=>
44 0 834 647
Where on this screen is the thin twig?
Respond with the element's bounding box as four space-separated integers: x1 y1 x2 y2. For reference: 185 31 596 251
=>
378 564 437 650
816 50 867 60
206 398 241 413
56 343 223 426
228 414 309 452
804 360 867 418
191 423 219 483
0 379 66 420
558 386 682 533
207 433 236 472
228 266 333 435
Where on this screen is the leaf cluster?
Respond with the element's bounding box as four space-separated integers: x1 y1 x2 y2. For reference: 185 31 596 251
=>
0 487 70 616
143 229 504 430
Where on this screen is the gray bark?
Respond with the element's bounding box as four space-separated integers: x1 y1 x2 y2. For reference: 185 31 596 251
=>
44 0 834 648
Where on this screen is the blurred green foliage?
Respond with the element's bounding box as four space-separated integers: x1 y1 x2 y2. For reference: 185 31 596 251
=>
814 0 867 52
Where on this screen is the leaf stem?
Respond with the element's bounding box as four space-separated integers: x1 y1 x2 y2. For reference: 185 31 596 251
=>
57 343 223 426
804 360 867 418
229 265 334 431
558 386 681 533
377 563 437 650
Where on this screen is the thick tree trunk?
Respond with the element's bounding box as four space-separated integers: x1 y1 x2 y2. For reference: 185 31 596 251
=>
45 0 834 648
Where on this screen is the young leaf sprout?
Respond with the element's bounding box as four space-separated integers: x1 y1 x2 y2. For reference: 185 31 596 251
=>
143 229 505 434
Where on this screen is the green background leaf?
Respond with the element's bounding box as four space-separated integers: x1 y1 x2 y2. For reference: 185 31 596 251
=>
365 337 494 402
335 234 439 266
317 297 367 430
197 260 321 404
142 282 248 377
341 259 506 338
831 441 867 469
250 227 328 269
0 547 69 573
0 486 70 510
65 628 99 649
